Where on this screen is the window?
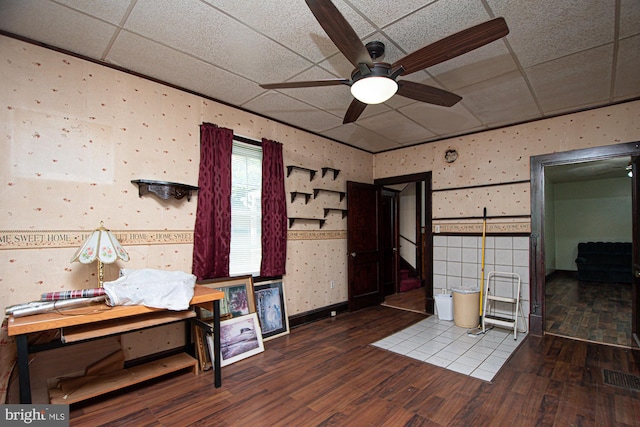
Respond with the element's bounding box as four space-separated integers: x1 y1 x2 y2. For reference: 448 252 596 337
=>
229 141 262 276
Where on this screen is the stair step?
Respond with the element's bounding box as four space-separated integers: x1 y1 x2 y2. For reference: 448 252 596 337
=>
400 278 421 292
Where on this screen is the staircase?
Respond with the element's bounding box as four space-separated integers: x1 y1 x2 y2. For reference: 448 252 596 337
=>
399 269 421 292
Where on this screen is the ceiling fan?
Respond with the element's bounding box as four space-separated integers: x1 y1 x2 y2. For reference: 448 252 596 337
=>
260 0 509 124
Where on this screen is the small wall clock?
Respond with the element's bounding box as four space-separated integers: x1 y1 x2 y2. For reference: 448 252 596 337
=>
444 149 458 163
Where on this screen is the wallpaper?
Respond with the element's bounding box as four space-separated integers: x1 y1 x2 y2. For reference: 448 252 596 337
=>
0 35 372 318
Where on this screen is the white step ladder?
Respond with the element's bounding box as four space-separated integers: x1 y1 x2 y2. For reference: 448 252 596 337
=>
482 271 527 340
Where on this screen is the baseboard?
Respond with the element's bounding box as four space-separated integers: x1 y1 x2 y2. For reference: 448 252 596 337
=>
289 302 349 329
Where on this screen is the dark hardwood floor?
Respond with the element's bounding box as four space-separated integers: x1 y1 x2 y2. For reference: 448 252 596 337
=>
68 306 640 426
382 287 426 313
545 272 634 348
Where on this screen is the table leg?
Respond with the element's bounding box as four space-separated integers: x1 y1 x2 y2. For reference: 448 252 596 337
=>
213 299 221 388
16 334 31 404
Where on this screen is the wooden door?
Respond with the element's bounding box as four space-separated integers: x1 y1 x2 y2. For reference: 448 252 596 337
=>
632 156 640 347
347 181 382 311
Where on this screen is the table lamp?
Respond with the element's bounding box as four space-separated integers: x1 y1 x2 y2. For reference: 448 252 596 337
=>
70 221 129 287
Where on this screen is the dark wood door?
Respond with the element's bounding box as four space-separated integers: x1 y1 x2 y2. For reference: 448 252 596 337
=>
381 189 399 296
632 156 640 346
347 181 382 311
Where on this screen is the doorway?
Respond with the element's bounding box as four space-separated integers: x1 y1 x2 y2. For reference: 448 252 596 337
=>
530 141 640 348
346 173 433 314
375 172 433 314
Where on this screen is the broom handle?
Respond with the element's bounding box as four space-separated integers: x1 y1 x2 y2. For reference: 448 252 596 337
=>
479 207 487 317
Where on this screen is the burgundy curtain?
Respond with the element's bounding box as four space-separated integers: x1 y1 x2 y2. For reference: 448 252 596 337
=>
260 138 287 276
192 123 233 280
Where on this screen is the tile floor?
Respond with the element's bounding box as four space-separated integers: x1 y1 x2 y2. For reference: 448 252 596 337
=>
372 316 527 382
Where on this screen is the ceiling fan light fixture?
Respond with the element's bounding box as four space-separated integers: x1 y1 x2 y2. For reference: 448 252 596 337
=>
350 76 398 104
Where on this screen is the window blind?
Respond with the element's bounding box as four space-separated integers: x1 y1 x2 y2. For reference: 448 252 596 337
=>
230 141 262 276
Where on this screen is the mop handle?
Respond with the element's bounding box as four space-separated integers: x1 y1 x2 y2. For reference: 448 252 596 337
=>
479 207 487 317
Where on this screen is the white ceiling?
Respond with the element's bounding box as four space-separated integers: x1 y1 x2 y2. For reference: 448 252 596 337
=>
1 0 639 154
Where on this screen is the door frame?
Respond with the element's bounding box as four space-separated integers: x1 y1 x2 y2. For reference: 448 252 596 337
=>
529 141 640 336
375 172 433 313
381 188 400 296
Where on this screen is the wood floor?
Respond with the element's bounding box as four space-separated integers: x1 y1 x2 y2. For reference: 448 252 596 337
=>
382 287 426 313
69 306 640 426
545 273 634 348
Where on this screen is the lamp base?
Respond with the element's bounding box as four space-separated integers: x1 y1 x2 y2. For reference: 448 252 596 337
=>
98 260 104 288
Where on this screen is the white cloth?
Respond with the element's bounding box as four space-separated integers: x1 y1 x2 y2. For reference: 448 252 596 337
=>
103 269 196 310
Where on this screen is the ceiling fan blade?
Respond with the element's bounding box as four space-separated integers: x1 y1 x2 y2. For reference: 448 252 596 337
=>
305 0 372 67
343 98 367 123
393 17 509 76
397 81 462 107
260 78 349 89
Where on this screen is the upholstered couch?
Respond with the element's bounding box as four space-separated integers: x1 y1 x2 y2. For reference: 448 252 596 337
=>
574 242 632 283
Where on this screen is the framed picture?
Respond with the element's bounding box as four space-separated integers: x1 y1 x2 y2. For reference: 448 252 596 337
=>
198 275 256 319
253 280 289 341
218 313 264 367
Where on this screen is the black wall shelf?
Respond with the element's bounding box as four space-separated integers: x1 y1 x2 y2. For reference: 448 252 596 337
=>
288 217 326 229
321 167 340 180
313 188 346 201
290 191 312 204
286 165 317 181
323 208 347 219
131 179 199 202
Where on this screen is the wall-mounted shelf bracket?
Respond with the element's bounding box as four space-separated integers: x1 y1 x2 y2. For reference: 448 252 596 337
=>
288 217 326 229
286 165 317 181
313 188 346 202
323 208 348 219
321 167 341 180
131 179 199 201
290 191 312 204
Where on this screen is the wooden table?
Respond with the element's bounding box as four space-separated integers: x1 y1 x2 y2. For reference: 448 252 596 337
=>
8 284 224 404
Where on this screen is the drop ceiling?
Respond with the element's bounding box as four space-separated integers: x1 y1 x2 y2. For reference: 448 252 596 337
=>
1 0 639 154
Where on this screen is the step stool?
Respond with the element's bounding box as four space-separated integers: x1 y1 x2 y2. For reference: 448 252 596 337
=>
482 271 527 340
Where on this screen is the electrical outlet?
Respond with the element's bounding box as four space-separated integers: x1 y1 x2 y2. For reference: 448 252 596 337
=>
435 224 441 233
330 280 335 288
331 311 336 317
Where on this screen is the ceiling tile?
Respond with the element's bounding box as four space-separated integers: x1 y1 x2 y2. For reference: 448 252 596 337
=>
356 110 435 144
124 0 311 83
527 44 612 115
107 31 264 106
487 0 614 67
243 92 343 132
399 103 483 136
55 0 133 25
457 70 540 126
327 102 393 124
271 67 352 110
0 0 117 58
428 42 517 91
614 34 640 100
321 124 401 152
348 0 434 28
620 0 640 38
210 0 375 63
384 0 492 55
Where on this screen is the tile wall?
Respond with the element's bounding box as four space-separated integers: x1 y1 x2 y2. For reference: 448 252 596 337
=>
433 235 530 328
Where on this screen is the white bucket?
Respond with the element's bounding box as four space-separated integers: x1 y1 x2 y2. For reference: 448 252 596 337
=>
434 293 453 321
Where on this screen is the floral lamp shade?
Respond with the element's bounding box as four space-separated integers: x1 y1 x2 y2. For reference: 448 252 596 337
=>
71 222 129 287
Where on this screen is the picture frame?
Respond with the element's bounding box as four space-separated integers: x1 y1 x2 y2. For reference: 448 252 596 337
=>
198 275 256 319
218 313 264 367
253 280 289 341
